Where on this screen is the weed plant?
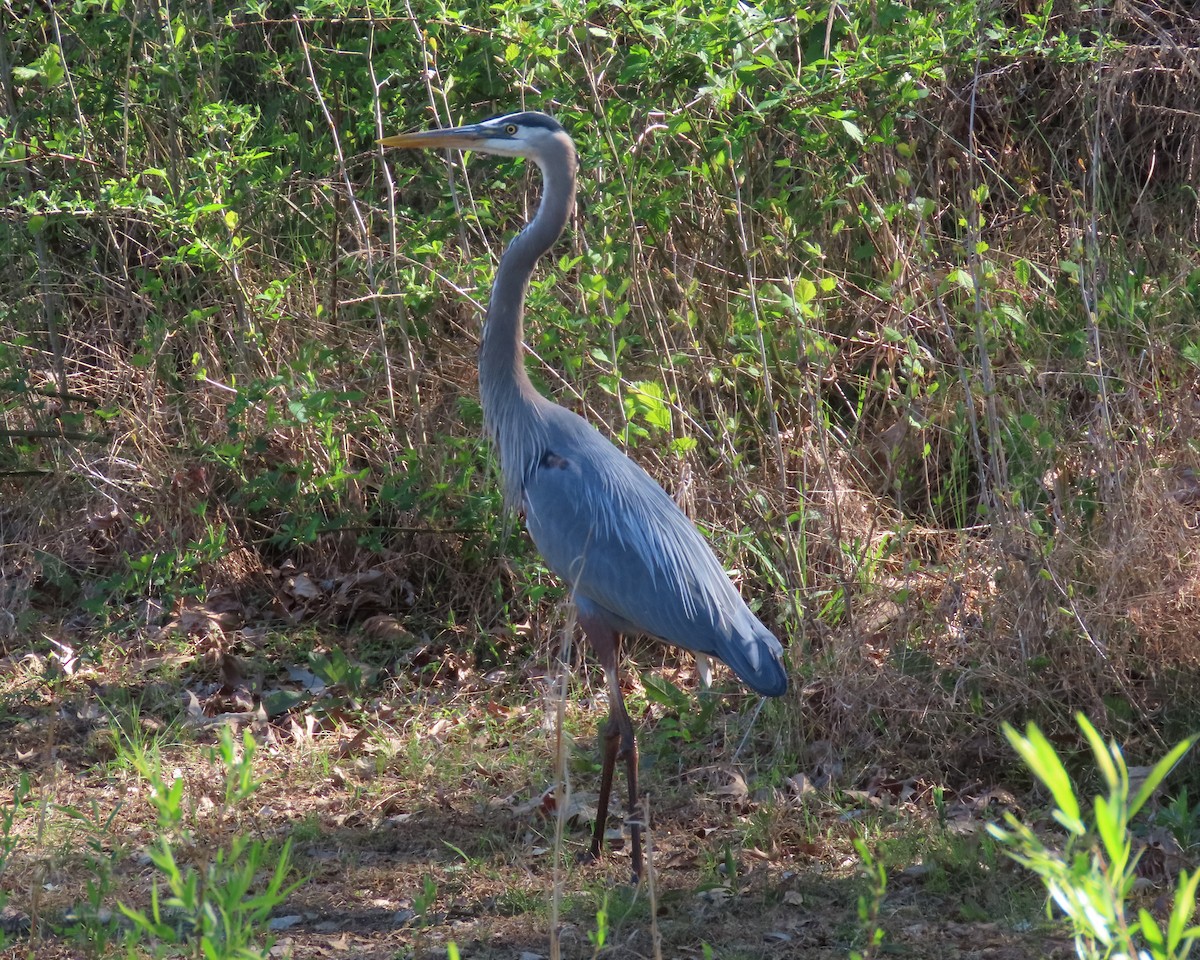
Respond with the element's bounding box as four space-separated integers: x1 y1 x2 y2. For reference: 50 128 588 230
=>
0 775 30 948
990 716 1200 960
118 725 300 959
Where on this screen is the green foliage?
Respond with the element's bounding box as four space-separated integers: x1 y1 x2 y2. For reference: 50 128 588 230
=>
587 896 609 951
0 774 30 949
411 873 439 928
638 671 718 746
55 799 127 955
850 837 888 960
1154 789 1200 853
308 646 365 699
989 715 1200 960
117 725 302 959
1 0 1098 544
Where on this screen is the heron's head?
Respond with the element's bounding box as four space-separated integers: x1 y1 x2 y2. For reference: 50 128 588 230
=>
380 111 572 166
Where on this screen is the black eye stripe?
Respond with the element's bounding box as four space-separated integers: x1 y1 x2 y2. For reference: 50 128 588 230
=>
482 111 563 133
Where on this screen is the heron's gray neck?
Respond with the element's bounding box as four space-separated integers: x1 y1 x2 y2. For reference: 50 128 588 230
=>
479 134 576 490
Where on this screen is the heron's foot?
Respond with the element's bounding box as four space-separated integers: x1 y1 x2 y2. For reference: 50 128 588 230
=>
578 842 642 886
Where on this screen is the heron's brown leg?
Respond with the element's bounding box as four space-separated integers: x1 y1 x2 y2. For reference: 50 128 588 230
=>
607 665 642 882
580 618 643 882
591 712 620 861
583 622 623 860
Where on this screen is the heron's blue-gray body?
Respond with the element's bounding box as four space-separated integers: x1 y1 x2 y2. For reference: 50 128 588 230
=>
514 397 787 696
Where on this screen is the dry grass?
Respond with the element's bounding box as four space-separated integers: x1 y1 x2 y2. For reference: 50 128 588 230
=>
0 643 1068 959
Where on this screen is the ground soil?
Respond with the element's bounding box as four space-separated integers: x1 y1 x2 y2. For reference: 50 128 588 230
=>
0 638 1081 960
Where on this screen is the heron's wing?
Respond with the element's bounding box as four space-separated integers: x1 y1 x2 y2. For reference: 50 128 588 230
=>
521 425 786 695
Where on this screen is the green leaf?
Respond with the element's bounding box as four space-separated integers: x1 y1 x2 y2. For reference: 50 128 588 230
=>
1166 868 1200 950
1139 908 1166 953
1003 722 1082 829
641 673 688 710
949 269 974 292
1129 734 1197 819
626 381 671 432
1092 795 1129 870
40 45 65 86
1077 713 1121 794
262 688 306 717
670 436 697 456
840 119 865 144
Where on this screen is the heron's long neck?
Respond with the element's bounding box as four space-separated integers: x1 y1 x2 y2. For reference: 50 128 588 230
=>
479 146 576 437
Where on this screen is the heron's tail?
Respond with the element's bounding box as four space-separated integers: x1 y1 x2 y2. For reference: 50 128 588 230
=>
717 612 788 697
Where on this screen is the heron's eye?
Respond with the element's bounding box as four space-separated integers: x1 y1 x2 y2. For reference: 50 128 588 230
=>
504 123 518 136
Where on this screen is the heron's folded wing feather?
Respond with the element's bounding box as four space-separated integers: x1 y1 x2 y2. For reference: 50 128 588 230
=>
521 433 785 694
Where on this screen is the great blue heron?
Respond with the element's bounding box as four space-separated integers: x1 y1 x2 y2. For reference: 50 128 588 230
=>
381 111 788 881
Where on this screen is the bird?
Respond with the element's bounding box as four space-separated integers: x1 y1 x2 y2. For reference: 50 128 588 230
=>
381 111 788 881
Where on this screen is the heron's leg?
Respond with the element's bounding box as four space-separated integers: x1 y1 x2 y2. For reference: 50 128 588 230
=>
591 712 620 861
579 616 643 881
583 622 623 860
604 658 642 882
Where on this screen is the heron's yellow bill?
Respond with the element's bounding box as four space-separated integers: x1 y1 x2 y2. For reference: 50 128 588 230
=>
379 125 486 150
